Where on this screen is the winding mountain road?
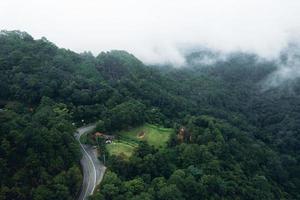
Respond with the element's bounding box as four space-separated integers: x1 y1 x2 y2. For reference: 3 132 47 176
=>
75 125 106 200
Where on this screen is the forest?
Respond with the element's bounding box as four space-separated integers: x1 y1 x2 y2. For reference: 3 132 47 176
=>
0 31 300 200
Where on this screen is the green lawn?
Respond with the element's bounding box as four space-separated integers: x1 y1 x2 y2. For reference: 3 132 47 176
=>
106 141 136 158
106 124 174 159
117 123 174 148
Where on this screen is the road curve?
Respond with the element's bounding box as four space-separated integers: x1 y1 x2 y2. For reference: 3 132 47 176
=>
75 125 106 200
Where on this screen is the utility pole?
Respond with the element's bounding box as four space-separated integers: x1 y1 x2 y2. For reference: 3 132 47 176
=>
96 136 100 149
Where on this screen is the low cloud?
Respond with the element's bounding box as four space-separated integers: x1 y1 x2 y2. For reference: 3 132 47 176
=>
1 0 300 69
263 43 300 89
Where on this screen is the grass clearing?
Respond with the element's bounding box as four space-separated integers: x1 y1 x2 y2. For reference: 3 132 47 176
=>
106 141 136 158
106 124 174 159
117 123 174 148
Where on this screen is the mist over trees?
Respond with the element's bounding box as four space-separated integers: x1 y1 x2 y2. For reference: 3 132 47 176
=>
0 31 300 199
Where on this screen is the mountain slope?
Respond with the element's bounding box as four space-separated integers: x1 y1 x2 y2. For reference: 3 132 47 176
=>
0 31 300 199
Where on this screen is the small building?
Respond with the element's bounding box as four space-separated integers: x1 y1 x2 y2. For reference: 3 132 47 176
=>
94 132 115 143
94 132 104 138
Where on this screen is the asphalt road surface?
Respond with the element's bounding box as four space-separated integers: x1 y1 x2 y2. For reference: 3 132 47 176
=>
75 125 106 200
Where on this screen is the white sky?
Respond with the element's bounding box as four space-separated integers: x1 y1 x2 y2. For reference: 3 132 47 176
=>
1 0 300 65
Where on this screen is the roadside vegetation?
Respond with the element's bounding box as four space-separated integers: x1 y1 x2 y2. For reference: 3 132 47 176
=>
79 128 95 145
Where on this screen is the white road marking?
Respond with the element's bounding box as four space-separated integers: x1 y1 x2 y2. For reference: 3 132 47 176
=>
76 126 97 199
78 140 97 196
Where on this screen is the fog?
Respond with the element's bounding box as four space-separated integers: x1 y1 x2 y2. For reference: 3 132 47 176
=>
1 0 300 67
263 43 300 89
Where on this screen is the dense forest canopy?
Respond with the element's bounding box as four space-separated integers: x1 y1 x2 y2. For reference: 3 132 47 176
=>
0 31 300 199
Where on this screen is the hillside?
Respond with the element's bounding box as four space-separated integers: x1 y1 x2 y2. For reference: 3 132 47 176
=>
0 31 300 199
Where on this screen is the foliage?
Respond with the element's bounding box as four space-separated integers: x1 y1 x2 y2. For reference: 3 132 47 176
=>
1 31 300 199
0 97 82 200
